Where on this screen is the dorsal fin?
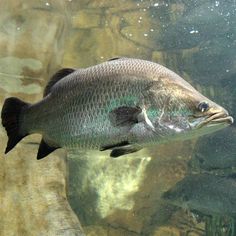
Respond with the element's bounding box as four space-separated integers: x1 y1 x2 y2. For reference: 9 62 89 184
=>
108 57 121 61
44 68 75 97
108 57 128 61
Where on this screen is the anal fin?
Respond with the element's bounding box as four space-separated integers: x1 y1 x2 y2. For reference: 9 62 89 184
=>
37 139 60 160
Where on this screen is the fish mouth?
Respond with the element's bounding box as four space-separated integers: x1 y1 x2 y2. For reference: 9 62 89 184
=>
197 111 234 128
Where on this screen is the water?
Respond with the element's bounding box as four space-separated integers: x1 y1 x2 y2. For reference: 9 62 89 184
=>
0 0 235 235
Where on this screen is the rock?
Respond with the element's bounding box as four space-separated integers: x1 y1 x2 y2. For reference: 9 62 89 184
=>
1 0 235 235
0 0 68 79
72 9 102 29
63 28 117 67
162 174 236 217
63 4 164 67
159 1 236 50
87 0 145 10
190 127 236 174
67 141 193 234
0 57 42 94
152 51 168 66
180 37 236 86
65 0 91 11
157 1 236 87
84 224 139 236
0 134 85 236
117 10 162 50
84 225 108 236
221 75 236 126
63 26 151 68
120 27 157 49
0 0 84 235
166 209 205 236
153 226 180 236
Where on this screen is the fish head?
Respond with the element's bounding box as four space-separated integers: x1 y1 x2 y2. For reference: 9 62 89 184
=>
147 77 234 140
188 98 232 132
183 90 233 137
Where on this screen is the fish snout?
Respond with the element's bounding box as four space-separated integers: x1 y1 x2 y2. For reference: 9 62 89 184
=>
206 106 234 126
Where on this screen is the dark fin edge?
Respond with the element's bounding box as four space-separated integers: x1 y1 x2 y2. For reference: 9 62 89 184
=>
110 146 142 158
1 97 30 154
100 141 129 151
44 68 75 97
108 57 122 61
108 57 128 61
37 139 60 160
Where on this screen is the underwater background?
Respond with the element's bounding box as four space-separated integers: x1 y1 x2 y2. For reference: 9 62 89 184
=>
0 0 236 235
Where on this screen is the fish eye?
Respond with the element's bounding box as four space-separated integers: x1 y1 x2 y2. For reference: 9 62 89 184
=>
198 102 209 112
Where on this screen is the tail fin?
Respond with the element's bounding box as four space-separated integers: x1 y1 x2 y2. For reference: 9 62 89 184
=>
1 97 29 154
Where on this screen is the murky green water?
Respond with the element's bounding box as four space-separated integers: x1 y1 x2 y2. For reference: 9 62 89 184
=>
0 0 235 235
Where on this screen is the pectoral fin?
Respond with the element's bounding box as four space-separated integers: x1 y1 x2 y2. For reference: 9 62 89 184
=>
109 106 156 133
109 106 142 127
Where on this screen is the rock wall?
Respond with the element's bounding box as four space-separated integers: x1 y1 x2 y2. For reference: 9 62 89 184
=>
0 0 235 235
0 1 84 235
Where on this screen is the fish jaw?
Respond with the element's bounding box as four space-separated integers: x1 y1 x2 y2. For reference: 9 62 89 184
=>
188 106 234 135
197 111 234 128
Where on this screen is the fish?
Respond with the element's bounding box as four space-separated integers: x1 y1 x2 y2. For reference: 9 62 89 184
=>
1 57 234 159
162 174 236 218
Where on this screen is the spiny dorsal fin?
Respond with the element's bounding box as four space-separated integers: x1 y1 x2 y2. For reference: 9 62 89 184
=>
108 57 128 61
44 68 75 97
108 57 122 61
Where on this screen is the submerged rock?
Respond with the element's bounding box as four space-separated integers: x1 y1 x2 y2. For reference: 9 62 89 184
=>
0 0 69 95
72 9 102 29
162 174 236 218
190 127 236 173
159 1 236 50
0 57 42 94
67 141 193 234
0 1 84 235
1 0 235 235
157 1 236 87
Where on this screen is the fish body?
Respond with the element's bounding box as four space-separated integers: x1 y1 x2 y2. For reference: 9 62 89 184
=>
1 58 233 159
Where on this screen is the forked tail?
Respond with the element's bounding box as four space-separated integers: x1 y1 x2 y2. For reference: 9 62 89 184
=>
1 97 29 154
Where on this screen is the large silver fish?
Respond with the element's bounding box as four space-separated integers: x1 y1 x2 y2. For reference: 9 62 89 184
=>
1 58 234 159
